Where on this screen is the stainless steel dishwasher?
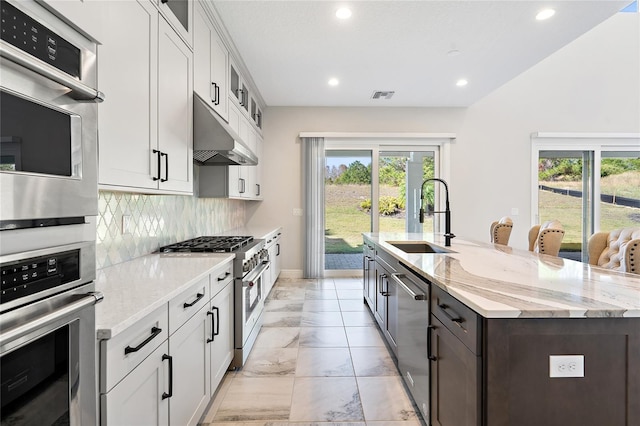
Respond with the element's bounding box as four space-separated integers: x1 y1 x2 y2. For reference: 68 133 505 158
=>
391 263 431 423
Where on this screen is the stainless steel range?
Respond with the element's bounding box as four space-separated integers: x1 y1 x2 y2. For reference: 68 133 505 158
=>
159 236 269 368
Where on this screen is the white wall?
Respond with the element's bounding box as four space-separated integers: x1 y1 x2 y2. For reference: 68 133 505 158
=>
247 12 640 273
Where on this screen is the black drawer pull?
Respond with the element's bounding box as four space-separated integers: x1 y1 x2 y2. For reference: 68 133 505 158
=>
162 354 173 400
427 325 436 361
124 326 162 355
438 303 464 325
217 271 231 281
183 292 204 308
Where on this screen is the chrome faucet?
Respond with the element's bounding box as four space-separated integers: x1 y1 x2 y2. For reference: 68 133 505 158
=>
419 178 455 247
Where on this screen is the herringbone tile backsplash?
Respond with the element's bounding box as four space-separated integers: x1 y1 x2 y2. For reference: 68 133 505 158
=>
96 191 245 269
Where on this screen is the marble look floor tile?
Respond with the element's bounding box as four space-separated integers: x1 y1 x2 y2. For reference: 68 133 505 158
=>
263 311 303 327
357 377 419 422
341 311 376 327
365 421 425 426
305 289 338 300
345 327 386 347
350 347 398 377
213 377 294 422
334 279 365 290
301 311 344 327
253 327 300 348
265 423 365 426
338 300 367 312
296 347 354 377
337 290 364 300
299 327 348 347
306 279 337 290
265 300 304 312
303 299 342 312
268 287 307 300
241 347 299 377
200 371 235 423
290 377 364 422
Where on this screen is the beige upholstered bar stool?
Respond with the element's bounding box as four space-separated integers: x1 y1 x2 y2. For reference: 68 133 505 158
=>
528 220 565 256
587 227 640 274
490 217 513 246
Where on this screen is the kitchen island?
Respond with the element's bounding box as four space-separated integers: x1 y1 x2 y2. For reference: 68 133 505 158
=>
364 232 640 426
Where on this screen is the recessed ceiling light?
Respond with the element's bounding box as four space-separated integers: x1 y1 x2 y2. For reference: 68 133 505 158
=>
447 49 461 57
336 7 352 20
456 79 468 87
536 9 555 20
328 78 339 86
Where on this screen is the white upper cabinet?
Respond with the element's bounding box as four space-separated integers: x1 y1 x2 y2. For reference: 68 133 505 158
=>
194 3 228 121
229 58 250 115
156 0 193 47
99 0 193 194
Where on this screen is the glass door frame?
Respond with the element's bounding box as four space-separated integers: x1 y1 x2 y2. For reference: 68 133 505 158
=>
531 133 640 262
325 137 448 232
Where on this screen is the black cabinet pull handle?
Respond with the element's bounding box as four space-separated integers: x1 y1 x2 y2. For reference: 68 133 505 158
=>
207 311 215 343
183 292 204 308
211 82 217 104
438 303 464 325
217 271 230 281
215 83 220 106
427 325 436 361
379 274 390 296
124 326 162 355
161 152 168 182
213 306 220 336
153 149 161 181
256 184 261 196
161 0 168 3
162 354 173 399
276 243 280 256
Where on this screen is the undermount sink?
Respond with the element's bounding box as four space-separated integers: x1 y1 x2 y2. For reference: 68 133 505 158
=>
386 241 455 254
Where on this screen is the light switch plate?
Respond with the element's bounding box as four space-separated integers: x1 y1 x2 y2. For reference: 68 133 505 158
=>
549 355 584 378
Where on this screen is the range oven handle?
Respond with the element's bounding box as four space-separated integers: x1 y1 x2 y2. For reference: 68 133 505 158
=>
1 41 105 102
242 261 270 285
0 292 103 347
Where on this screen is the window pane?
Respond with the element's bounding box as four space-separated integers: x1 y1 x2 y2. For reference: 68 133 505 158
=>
325 150 372 270
599 152 640 230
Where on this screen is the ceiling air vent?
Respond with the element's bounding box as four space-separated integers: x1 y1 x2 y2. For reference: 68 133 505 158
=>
371 91 395 100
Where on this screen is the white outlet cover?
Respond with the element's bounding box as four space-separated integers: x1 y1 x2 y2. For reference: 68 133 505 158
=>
549 354 584 378
293 208 303 216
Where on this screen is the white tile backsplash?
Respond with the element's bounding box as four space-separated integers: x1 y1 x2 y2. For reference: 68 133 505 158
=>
96 191 245 268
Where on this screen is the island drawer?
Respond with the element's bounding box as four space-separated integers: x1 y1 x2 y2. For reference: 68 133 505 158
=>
431 285 481 354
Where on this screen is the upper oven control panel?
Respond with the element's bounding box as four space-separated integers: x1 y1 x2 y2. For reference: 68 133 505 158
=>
0 0 80 77
1 249 80 305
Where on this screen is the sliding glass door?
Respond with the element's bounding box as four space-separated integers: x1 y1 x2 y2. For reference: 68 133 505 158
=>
325 146 439 271
536 146 640 262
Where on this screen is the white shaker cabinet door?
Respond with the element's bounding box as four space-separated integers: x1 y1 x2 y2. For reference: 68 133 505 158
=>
101 342 170 426
209 281 234 395
157 16 193 193
169 305 211 426
98 0 158 190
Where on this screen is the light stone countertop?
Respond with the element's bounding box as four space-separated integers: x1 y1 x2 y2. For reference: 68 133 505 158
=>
95 253 234 339
365 232 640 319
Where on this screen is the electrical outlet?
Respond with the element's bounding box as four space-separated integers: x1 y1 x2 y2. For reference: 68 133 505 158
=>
511 207 519 216
549 355 584 378
293 208 303 217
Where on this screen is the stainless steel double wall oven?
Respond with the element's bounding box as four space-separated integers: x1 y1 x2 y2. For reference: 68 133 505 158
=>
0 0 103 424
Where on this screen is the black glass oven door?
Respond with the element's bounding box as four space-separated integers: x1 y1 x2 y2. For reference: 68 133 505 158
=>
0 319 79 425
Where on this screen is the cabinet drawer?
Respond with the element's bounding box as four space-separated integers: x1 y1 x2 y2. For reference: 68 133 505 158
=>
100 305 169 393
169 276 209 334
431 285 481 355
210 261 233 298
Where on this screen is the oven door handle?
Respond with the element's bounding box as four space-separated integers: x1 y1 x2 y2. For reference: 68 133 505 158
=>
0 292 103 347
242 261 270 285
0 41 105 102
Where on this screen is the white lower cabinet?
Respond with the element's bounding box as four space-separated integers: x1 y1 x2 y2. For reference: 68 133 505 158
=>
169 304 211 426
101 341 170 426
100 261 234 425
209 279 234 394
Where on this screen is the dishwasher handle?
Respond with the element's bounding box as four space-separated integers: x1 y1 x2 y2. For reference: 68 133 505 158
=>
390 273 426 301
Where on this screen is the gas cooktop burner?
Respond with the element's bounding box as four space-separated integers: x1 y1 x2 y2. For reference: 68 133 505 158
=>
159 236 254 253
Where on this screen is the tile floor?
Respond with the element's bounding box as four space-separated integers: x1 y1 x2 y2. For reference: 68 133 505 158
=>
199 277 425 426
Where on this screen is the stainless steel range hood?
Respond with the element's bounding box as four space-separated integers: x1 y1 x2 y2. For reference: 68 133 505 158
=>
193 93 257 166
